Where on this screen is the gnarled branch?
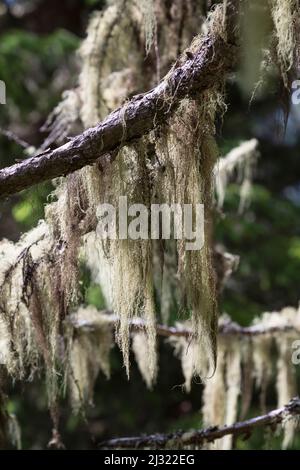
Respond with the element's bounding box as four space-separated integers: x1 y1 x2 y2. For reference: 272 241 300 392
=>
0 18 238 198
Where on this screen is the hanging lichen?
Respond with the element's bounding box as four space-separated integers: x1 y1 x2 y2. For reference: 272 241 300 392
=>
170 307 300 449
215 139 259 211
269 0 298 84
201 333 241 450
1 0 300 450
41 89 82 150
169 322 210 393
76 2 225 378
66 307 113 412
202 336 227 448
138 0 156 54
132 330 158 388
155 88 224 377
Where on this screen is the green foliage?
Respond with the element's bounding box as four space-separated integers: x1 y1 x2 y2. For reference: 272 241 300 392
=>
0 29 79 116
0 28 79 237
217 183 300 325
11 182 52 229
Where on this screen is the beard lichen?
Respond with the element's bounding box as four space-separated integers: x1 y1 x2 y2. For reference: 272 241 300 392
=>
67 307 113 412
215 139 259 212
1 0 300 450
169 307 300 449
269 0 298 84
201 334 241 450
132 330 158 388
75 3 228 379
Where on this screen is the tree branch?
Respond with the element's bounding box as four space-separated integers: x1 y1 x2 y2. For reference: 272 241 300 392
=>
69 309 300 338
0 25 237 198
99 397 300 449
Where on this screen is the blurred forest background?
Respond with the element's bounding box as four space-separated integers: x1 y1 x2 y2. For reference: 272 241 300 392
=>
0 0 300 449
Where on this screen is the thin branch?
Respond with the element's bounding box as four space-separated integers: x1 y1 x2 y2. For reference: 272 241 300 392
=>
99 397 300 448
0 12 238 198
69 310 300 337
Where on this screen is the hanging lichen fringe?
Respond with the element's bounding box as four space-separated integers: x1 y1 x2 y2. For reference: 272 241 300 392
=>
70 307 300 434
0 1 220 409
64 305 300 450
138 0 157 54
269 0 298 85
79 3 229 378
66 306 113 413
276 336 298 448
202 336 241 450
215 139 259 211
1 0 300 449
40 89 82 150
132 331 158 388
169 308 300 450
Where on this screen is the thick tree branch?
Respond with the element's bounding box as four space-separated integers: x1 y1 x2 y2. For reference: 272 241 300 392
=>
99 397 300 449
0 27 238 198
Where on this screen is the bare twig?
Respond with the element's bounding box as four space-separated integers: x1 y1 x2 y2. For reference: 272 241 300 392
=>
99 397 300 448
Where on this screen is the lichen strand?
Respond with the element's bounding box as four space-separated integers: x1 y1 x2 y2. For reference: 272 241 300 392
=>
170 308 300 450
0 222 50 380
67 307 113 412
0 174 87 418
214 139 259 212
78 3 223 378
132 331 158 388
105 143 156 377
269 0 298 84
198 333 241 450
155 91 223 378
